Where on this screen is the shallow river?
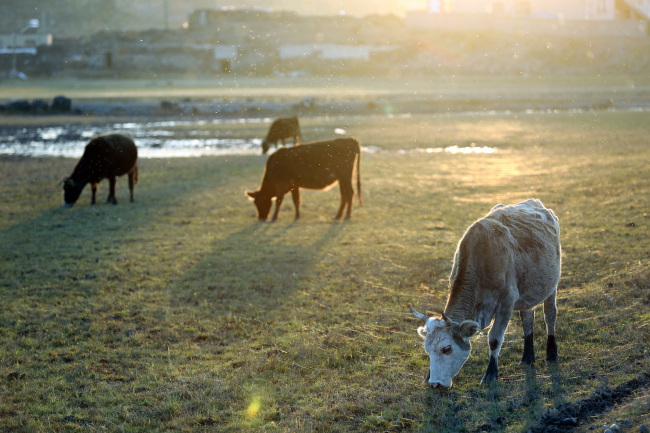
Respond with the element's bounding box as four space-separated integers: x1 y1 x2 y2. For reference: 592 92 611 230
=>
0 115 504 158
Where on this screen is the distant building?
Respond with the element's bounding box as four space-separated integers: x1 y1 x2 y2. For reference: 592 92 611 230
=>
426 0 617 19
408 0 648 36
214 44 238 72
188 7 297 29
0 33 52 49
424 0 649 19
279 44 395 61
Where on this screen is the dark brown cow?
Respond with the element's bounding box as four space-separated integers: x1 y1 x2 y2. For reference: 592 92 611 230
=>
62 132 138 207
261 116 302 154
246 138 362 221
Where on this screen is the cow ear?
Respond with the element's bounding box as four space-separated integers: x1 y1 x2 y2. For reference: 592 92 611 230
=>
417 325 428 339
246 190 257 199
457 320 480 339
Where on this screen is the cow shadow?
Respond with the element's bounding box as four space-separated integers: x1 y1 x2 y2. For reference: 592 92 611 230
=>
0 156 262 300
167 219 347 325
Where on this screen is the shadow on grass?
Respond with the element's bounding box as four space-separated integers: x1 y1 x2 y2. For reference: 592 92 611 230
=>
0 156 259 299
167 219 348 339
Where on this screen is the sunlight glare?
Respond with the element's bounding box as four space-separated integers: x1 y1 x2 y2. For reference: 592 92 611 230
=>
247 397 262 418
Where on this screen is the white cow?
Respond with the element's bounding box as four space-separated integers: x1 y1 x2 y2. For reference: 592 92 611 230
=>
410 199 561 389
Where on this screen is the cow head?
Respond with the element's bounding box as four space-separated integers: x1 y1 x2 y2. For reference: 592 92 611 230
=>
261 140 270 155
409 306 480 390
62 177 82 207
246 190 272 221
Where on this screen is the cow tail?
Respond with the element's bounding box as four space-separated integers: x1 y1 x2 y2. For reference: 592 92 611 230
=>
132 162 139 185
356 143 362 208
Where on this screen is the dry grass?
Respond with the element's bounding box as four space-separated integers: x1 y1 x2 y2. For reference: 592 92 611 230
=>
0 74 648 102
1 110 650 432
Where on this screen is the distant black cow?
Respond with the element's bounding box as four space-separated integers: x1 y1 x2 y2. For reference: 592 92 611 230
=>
62 132 138 207
261 116 302 154
246 138 362 221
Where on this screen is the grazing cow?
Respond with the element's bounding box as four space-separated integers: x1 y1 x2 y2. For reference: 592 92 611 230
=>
410 199 561 389
261 116 302 154
62 132 138 207
246 138 361 221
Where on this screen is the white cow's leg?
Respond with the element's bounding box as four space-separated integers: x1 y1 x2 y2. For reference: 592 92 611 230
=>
519 309 535 365
543 291 559 363
481 302 514 384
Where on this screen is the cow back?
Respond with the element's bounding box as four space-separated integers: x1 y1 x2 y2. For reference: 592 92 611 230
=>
265 138 359 190
267 117 300 142
72 132 137 183
448 199 561 316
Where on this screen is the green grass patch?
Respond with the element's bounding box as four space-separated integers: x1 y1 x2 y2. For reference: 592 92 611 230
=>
1 110 650 431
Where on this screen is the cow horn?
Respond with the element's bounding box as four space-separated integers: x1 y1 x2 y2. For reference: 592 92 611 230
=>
440 312 453 325
408 305 428 323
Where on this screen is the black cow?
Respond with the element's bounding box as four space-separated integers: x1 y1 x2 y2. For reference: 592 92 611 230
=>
62 132 138 207
261 116 302 154
246 138 362 221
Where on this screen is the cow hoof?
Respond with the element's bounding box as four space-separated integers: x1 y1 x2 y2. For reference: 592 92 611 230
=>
480 374 498 384
519 357 535 366
546 355 559 364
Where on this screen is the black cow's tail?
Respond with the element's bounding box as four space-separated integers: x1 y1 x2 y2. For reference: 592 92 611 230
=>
132 162 139 185
356 140 362 208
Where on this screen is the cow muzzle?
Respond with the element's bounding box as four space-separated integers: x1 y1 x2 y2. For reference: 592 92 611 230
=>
430 382 452 391
424 371 452 391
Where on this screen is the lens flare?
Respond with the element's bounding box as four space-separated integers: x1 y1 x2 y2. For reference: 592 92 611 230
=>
247 397 262 418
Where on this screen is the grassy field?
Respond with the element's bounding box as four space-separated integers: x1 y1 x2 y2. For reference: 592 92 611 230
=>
1 110 650 432
0 74 647 103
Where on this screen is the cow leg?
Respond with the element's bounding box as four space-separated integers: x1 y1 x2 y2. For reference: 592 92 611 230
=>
106 176 117 205
340 178 354 220
519 309 535 366
543 291 559 363
271 194 285 221
344 188 354 220
128 171 135 203
281 138 286 148
291 188 301 220
334 192 347 220
91 183 98 205
481 302 514 384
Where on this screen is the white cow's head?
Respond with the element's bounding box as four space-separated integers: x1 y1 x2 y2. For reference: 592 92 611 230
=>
409 306 480 390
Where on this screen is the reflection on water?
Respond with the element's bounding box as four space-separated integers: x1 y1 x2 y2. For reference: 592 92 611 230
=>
362 145 496 154
0 118 496 158
0 121 264 158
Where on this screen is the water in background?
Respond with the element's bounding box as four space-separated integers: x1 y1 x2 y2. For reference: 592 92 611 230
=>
0 117 496 158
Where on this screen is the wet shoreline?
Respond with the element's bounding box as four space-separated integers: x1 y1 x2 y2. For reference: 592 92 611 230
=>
2 106 647 158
